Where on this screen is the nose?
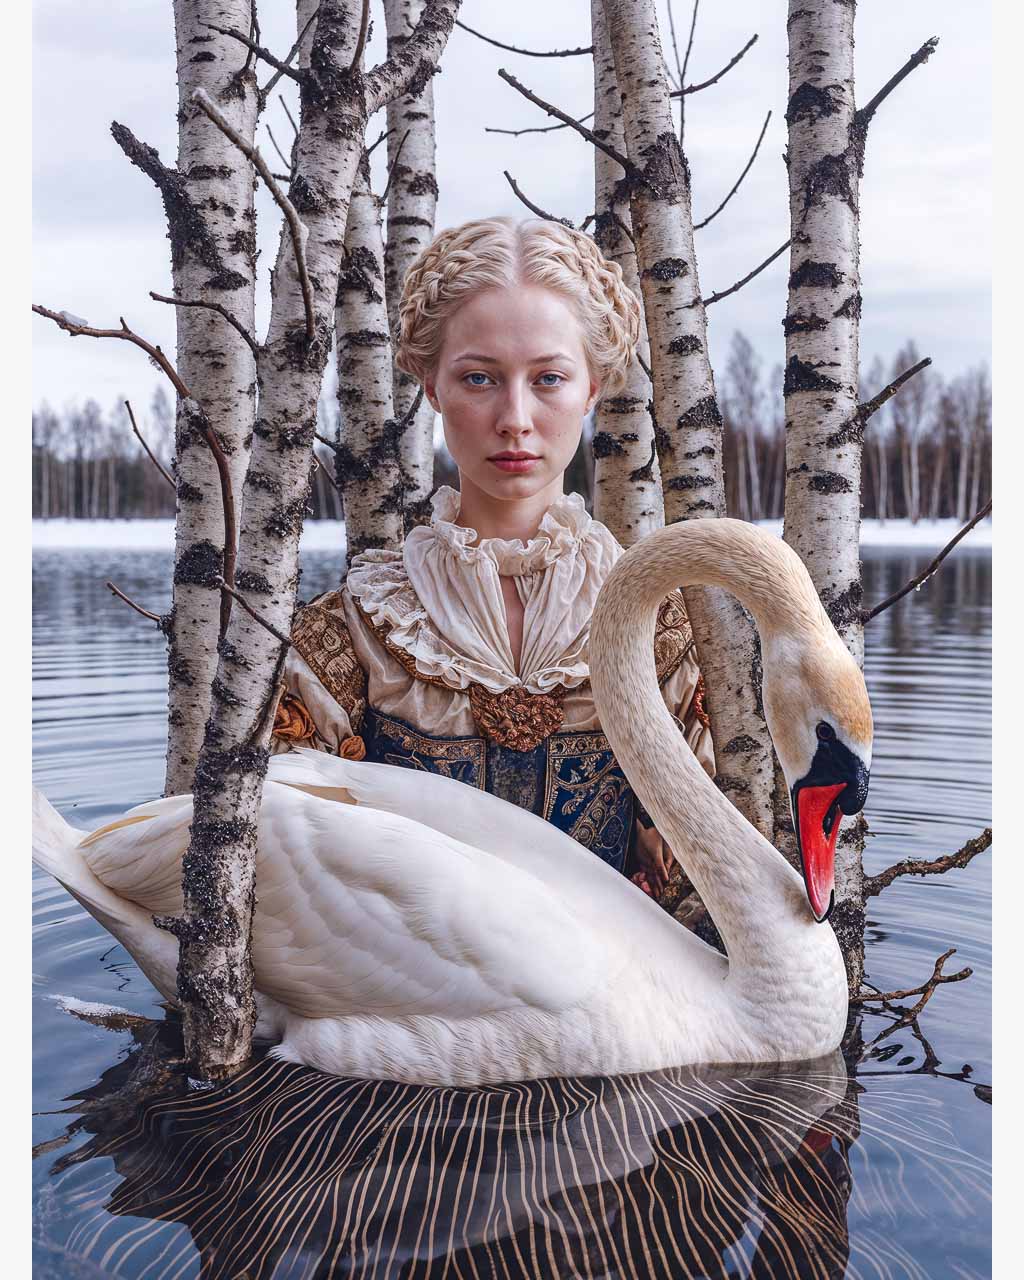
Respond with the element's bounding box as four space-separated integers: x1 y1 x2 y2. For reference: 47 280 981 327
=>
495 377 532 441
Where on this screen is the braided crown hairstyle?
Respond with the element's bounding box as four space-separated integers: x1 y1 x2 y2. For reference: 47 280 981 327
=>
395 217 642 396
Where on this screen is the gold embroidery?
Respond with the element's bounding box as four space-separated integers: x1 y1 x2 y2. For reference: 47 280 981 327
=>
291 591 367 731
544 730 632 850
468 683 566 752
371 713 486 785
653 590 696 685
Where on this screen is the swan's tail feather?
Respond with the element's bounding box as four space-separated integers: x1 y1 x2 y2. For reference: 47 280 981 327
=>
32 787 180 1004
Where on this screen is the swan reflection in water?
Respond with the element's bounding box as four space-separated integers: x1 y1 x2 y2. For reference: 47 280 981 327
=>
34 1008 970 1280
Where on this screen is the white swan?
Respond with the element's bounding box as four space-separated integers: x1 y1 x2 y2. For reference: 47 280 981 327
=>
32 519 872 1086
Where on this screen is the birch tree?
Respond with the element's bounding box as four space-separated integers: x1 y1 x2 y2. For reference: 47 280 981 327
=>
590 0 663 547
162 0 461 1080
112 2 259 796
598 0 775 838
383 0 440 526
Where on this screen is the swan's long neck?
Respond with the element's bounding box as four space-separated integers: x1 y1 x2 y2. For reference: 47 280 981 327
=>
591 519 828 973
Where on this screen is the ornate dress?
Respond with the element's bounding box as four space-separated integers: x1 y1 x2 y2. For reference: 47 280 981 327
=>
272 488 714 876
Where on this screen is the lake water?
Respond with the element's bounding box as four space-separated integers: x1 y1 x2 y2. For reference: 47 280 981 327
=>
32 544 992 1279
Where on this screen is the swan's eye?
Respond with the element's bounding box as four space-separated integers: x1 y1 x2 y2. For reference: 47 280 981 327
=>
816 722 836 743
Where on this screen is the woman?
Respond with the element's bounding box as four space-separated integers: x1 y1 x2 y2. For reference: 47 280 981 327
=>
272 217 714 897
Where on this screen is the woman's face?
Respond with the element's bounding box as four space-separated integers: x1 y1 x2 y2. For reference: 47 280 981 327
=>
424 284 600 507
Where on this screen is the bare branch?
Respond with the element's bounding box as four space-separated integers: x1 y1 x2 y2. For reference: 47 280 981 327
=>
314 431 338 452
497 69 635 174
455 18 592 57
485 110 595 137
694 109 771 230
350 0 371 71
243 0 260 75
312 451 341 494
379 129 410 204
124 399 174 489
214 577 293 649
502 171 573 226
266 124 291 175
105 581 164 626
261 7 321 100
192 87 315 342
851 948 973 1022
857 357 932 424
863 828 992 899
699 239 789 308
862 501 992 622
366 126 392 158
33 304 191 397
670 33 757 97
149 291 260 359
280 94 299 139
201 21 305 84
675 0 699 136
856 37 940 132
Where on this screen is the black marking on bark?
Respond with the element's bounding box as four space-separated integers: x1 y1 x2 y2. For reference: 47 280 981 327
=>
406 172 439 198
784 356 842 395
252 416 315 452
829 896 866 986
228 228 258 263
808 470 853 494
388 215 433 229
192 748 269 794
190 51 217 64
686 499 717 513
176 480 204 503
174 539 223 588
167 642 194 689
188 163 235 181
834 291 862 319
337 246 383 305
785 80 844 125
629 439 658 484
721 734 762 755
783 311 828 335
235 570 272 595
683 445 716 459
342 328 389 347
210 676 242 708
592 432 627 459
668 335 702 356
676 395 723 432
644 257 689 282
217 637 252 669
600 396 644 415
247 469 283 495
631 130 690 201
789 259 844 290
803 151 858 215
820 579 863 631
264 497 309 540
824 413 864 448
716 775 751 795
665 474 714 491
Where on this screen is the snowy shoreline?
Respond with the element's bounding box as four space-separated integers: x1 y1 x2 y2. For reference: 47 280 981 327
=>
31 516 992 552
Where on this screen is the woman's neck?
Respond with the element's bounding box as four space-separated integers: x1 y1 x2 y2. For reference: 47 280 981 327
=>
454 473 564 546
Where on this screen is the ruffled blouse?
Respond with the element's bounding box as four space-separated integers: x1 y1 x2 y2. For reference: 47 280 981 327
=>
276 488 714 775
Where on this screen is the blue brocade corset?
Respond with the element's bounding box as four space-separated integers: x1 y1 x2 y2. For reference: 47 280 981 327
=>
361 706 636 874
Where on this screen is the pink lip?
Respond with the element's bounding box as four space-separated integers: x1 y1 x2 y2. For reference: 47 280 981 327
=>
489 454 540 473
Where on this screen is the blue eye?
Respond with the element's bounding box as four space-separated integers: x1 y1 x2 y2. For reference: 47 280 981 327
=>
464 372 492 387
537 373 564 387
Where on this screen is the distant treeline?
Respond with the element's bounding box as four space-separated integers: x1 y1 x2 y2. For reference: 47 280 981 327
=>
33 334 991 523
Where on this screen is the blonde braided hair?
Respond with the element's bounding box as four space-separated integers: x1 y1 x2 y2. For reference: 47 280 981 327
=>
396 217 642 396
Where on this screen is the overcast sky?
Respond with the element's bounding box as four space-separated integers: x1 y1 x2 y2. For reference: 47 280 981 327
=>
32 0 990 423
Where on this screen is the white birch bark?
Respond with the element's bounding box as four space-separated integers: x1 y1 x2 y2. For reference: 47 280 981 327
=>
111 1 259 796
383 0 439 526
167 0 462 1080
783 0 865 987
590 0 663 547
602 0 775 838
335 160 405 564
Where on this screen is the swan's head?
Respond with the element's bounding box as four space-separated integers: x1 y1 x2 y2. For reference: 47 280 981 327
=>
762 629 873 923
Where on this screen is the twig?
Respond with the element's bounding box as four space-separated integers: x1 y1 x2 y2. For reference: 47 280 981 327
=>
105 581 164 626
670 33 757 97
502 171 573 226
314 431 338 452
280 95 299 139
266 125 292 175
350 0 371 71
485 111 595 138
214 577 292 648
850 948 972 1023
699 239 789 308
192 88 315 342
456 19 591 57
124 399 174 489
857 357 932 425
149 291 261 359
497 69 634 174
863 828 992 899
312 450 341 494
862 501 992 622
856 37 940 132
676 0 699 137
397 384 425 433
32 305 191 396
201 21 305 84
261 7 321 101
366 127 392 158
243 0 260 75
380 129 410 204
694 110 771 229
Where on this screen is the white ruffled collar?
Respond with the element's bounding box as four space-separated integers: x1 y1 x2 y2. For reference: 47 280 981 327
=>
425 485 594 576
346 487 621 694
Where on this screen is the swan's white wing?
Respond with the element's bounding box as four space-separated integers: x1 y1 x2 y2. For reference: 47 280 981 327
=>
80 782 617 1022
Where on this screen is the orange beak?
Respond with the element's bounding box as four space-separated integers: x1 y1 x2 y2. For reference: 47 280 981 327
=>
794 782 844 922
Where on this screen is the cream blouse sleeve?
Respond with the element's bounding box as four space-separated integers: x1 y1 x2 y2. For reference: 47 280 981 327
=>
660 642 716 779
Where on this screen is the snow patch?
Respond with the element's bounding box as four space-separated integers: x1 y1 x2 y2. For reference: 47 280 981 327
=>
49 994 134 1020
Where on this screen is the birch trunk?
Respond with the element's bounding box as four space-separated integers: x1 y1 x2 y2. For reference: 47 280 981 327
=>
602 0 775 837
783 0 865 988
383 0 439 527
335 160 405 565
590 0 663 547
170 0 461 1080
117 0 260 797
